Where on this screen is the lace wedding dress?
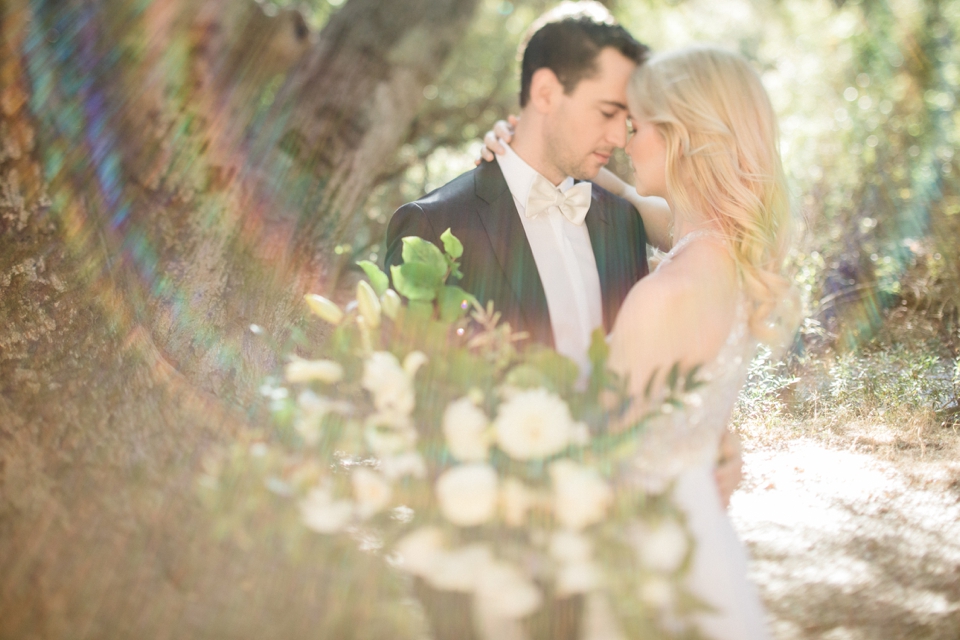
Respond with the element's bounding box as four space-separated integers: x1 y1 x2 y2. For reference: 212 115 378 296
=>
468 231 770 640
595 229 770 640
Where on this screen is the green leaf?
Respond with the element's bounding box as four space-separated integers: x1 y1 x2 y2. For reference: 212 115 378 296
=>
683 364 703 391
526 348 579 392
588 327 609 368
390 263 443 301
505 364 547 389
401 236 448 275
405 300 435 323
440 228 464 260
643 366 660 400
438 285 478 323
665 362 681 392
356 260 389 297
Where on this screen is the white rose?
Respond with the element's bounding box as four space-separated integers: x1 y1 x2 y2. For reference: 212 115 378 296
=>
362 351 415 416
443 397 490 461
436 464 498 527
351 467 393 519
285 358 344 384
299 486 353 533
380 451 427 480
501 477 535 527
550 460 612 531
394 526 445 576
636 519 688 574
548 529 593 564
556 560 602 595
425 544 493 592
494 388 574 460
476 560 543 619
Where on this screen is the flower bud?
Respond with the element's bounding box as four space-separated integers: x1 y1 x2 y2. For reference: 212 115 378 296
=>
356 280 381 328
381 289 402 320
304 294 343 325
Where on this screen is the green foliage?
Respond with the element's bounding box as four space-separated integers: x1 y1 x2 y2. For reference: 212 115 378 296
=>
357 260 389 297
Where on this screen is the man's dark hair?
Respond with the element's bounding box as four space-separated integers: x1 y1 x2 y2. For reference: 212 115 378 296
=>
518 2 649 107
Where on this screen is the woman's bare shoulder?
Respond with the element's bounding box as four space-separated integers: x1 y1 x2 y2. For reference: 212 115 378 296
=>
612 240 739 360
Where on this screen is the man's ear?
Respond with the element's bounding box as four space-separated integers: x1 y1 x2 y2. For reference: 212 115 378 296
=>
528 67 563 114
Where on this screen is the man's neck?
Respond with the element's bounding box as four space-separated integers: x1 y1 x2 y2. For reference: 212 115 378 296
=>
510 120 566 186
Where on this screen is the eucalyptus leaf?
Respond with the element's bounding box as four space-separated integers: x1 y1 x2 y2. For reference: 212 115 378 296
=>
400 236 448 276
356 260 389 297
440 227 464 259
390 263 443 301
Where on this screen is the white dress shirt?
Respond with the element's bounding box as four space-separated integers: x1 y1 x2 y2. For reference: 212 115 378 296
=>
495 142 604 375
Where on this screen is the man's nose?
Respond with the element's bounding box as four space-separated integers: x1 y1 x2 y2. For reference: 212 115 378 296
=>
608 115 628 148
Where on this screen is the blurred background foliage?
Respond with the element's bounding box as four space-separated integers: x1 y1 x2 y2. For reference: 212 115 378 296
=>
279 0 958 427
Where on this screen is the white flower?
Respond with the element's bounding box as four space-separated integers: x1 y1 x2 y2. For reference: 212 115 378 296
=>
285 358 344 384
356 280 382 328
351 468 393 519
556 560 602 595
299 486 353 533
501 477 535 527
494 388 574 460
394 526 446 576
425 544 493 592
548 530 593 564
639 576 675 609
380 451 427 480
443 397 490 461
362 351 415 416
550 460 612 531
304 293 343 324
436 464 498 527
476 560 543 619
636 519 688 574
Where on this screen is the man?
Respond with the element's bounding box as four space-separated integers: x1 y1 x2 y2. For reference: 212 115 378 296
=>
386 2 647 376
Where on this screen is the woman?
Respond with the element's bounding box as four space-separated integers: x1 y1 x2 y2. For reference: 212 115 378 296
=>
484 46 798 639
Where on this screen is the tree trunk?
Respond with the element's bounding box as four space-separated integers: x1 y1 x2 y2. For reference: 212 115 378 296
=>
0 0 478 636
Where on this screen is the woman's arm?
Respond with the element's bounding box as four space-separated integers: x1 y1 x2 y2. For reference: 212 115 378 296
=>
593 168 673 253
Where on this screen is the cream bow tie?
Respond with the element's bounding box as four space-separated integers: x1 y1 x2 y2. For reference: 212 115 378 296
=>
525 174 592 226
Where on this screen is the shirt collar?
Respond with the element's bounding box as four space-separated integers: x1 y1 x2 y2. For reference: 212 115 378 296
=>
495 141 575 212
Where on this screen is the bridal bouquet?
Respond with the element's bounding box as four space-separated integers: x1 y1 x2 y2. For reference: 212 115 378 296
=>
208 231 706 639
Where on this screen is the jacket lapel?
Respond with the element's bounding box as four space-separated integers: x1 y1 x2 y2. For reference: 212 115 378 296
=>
584 190 618 334
473 161 553 346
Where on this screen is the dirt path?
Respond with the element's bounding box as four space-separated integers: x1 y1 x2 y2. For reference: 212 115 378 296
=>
732 440 960 639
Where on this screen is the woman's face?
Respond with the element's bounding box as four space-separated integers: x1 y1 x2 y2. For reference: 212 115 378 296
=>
625 114 668 199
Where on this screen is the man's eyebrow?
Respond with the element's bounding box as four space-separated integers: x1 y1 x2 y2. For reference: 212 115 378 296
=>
599 100 628 110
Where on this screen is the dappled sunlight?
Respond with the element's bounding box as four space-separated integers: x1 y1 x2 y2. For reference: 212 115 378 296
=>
732 441 960 639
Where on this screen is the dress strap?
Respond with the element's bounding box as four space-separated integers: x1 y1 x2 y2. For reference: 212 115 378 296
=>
657 228 728 269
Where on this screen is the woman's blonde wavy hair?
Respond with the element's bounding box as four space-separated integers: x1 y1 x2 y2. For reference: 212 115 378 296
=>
628 45 799 344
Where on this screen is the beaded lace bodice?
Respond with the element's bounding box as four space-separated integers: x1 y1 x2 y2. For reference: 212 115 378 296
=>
625 230 759 483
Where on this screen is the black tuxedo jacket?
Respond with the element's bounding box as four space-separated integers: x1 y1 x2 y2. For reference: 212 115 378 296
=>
384 160 649 347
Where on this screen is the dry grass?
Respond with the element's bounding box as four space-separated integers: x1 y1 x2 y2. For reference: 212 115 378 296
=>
730 310 960 639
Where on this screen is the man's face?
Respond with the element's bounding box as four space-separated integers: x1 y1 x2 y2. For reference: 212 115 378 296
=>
544 47 636 180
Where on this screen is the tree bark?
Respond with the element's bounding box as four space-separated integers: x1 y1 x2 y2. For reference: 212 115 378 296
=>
0 0 479 636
